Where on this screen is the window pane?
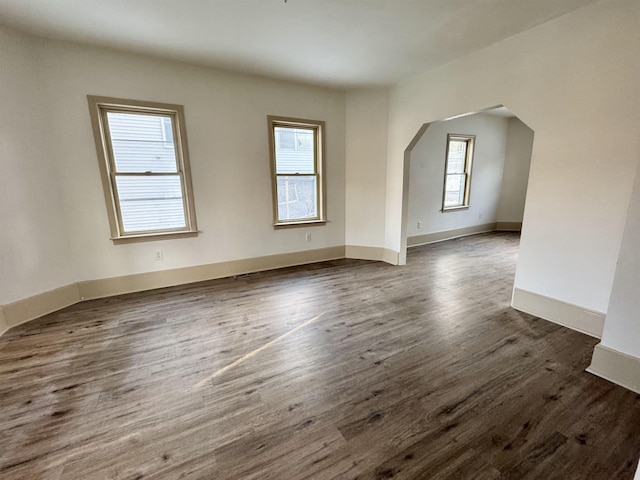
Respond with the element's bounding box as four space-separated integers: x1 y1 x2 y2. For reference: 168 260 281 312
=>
161 117 174 145
107 112 178 173
446 140 467 174
274 126 315 174
277 129 295 149
444 174 466 207
276 176 317 221
115 175 186 232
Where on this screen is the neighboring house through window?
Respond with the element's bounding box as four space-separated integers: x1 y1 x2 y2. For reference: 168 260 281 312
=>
442 134 475 210
87 96 198 242
268 116 326 226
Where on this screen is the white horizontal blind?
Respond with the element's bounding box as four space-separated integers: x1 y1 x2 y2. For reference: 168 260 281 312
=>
106 111 186 233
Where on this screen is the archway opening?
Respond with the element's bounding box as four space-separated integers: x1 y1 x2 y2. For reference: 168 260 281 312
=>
399 105 534 266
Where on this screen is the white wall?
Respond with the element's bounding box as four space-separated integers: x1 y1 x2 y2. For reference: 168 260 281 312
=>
496 118 533 223
384 0 640 314
345 89 389 248
600 157 640 358
0 29 75 304
0 28 346 303
407 113 509 237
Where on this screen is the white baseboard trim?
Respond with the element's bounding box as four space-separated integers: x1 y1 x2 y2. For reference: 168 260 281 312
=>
78 246 346 300
587 343 640 394
2 283 80 330
0 246 345 336
345 245 385 262
512 287 605 339
0 309 8 337
495 221 523 231
344 245 400 266
408 223 497 247
383 248 400 265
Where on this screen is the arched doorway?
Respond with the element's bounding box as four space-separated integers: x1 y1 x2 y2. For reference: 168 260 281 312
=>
399 105 534 265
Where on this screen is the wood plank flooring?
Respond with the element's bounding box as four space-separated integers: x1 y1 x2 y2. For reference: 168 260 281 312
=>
1 232 639 479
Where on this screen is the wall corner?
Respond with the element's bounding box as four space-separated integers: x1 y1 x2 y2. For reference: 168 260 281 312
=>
587 343 640 394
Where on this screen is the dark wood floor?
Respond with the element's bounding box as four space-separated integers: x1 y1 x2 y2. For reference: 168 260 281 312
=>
1 233 639 479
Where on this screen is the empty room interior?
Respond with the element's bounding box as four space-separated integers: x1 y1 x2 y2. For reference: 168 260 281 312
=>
0 0 639 479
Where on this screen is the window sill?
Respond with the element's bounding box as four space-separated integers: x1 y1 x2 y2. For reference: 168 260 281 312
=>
441 206 469 213
111 230 200 244
273 220 327 229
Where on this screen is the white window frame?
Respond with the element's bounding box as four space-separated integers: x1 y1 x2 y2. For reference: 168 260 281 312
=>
442 134 475 211
268 116 326 227
87 96 198 242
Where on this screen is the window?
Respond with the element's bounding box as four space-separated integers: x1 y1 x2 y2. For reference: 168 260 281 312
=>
268 116 326 226
88 96 198 242
442 134 475 210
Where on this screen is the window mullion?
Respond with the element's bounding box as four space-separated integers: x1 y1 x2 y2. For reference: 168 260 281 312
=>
276 173 315 177
113 172 181 176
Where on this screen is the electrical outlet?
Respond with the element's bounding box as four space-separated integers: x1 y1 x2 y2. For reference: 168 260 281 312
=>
155 249 163 261
305 233 312 243
417 220 422 229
